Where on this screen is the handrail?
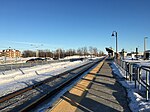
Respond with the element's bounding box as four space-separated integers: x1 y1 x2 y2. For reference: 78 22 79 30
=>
138 77 150 90
115 58 150 101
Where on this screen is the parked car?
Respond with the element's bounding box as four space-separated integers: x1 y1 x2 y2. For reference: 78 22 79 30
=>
53 57 59 60
26 58 46 63
70 58 84 62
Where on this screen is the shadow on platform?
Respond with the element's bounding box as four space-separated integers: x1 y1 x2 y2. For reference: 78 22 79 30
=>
61 61 131 112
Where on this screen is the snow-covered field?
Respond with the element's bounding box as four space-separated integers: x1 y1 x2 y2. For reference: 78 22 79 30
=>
0 60 91 98
111 61 150 112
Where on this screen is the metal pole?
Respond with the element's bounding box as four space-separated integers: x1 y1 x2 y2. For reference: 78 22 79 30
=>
116 32 118 59
144 37 148 52
123 61 125 74
36 49 39 57
144 38 146 52
146 71 149 101
126 62 128 80
137 67 140 89
138 69 142 90
112 31 118 59
129 64 133 82
131 64 133 81
59 49 60 59
136 47 138 60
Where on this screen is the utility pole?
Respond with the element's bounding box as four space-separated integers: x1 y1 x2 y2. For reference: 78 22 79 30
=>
111 31 118 59
144 37 148 52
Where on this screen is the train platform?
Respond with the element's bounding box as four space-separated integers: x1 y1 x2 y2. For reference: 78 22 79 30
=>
49 60 131 112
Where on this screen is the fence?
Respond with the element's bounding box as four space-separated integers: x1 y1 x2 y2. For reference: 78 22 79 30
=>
115 59 150 101
0 59 70 73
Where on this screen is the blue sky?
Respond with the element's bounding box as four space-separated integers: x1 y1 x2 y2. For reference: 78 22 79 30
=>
0 0 150 53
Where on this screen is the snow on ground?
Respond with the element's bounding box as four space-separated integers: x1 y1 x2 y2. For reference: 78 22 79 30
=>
111 61 150 112
0 57 54 64
0 60 90 97
64 55 105 59
64 55 91 59
123 56 150 63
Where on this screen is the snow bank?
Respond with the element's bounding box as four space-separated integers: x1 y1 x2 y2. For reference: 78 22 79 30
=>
0 60 89 97
110 62 150 112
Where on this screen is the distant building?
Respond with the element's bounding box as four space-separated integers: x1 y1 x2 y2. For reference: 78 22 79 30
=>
1 49 21 58
144 50 150 60
127 52 143 59
0 50 2 57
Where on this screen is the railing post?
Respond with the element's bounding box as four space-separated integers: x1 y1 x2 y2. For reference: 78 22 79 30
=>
137 67 140 89
120 59 121 66
126 62 128 80
121 59 122 68
122 60 123 69
129 63 132 81
138 69 142 90
146 71 149 101
123 61 125 74
134 67 136 88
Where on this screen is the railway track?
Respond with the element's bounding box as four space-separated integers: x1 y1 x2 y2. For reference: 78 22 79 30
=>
0 59 103 112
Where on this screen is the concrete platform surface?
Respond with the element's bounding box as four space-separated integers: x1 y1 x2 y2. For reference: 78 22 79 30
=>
49 60 131 112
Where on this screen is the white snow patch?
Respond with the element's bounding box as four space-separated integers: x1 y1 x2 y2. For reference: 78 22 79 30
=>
0 60 90 97
110 62 150 112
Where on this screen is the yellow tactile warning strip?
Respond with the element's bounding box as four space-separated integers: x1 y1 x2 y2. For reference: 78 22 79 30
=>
50 59 105 112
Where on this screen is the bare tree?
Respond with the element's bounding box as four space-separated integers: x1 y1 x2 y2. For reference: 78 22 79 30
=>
98 50 104 56
22 50 36 57
93 47 98 56
89 46 93 57
22 46 105 58
77 48 82 56
83 47 88 56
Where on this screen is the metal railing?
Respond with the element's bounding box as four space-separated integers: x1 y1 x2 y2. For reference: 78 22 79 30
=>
0 58 96 75
0 59 71 74
115 59 150 101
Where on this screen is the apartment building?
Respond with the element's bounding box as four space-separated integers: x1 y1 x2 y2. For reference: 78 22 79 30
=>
1 49 21 58
0 50 2 57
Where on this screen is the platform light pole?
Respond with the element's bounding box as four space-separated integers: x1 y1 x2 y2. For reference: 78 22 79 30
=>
111 31 118 59
144 37 148 52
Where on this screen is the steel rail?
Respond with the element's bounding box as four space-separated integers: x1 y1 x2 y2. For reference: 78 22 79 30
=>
0 59 103 112
16 60 100 112
0 62 92 103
